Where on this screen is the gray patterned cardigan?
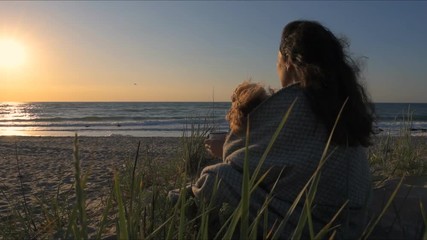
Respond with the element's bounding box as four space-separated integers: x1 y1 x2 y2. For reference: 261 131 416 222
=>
192 84 371 239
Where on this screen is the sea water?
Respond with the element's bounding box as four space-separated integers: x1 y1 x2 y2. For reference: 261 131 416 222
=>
374 103 427 136
0 102 230 137
0 102 426 137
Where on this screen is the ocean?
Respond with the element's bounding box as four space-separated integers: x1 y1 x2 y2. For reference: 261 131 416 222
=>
0 102 426 137
374 103 427 136
0 102 230 137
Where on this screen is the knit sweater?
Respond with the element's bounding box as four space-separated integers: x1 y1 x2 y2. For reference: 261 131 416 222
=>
192 84 371 239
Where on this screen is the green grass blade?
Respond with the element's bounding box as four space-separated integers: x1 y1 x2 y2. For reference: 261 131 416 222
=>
114 172 129 240
165 208 177 240
250 168 272 194
220 202 243 240
263 207 269 239
319 97 349 165
177 185 187 240
272 98 348 239
0 188 30 236
129 141 141 238
73 134 88 240
270 148 338 240
95 191 113 240
293 98 348 240
306 196 315 239
290 190 309 240
361 176 405 239
197 203 209 240
231 98 295 240
145 215 175 240
65 207 77 239
314 200 349 240
248 167 285 234
198 176 220 239
328 230 337 240
420 201 427 240
249 210 259 240
290 168 322 240
249 98 298 187
14 142 38 234
240 118 251 240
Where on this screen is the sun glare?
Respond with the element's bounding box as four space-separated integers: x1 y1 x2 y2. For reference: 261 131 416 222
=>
0 38 27 69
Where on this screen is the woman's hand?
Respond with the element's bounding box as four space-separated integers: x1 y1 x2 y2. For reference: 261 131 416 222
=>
204 136 226 159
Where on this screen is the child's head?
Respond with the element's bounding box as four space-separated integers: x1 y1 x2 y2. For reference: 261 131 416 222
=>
226 81 272 135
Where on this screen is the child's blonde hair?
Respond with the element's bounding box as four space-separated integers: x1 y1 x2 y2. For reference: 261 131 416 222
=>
226 81 273 134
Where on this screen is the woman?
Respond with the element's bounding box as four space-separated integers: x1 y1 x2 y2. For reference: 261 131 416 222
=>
197 20 374 239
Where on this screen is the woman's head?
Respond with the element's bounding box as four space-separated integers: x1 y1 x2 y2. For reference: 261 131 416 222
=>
278 20 349 87
227 81 272 135
278 20 374 147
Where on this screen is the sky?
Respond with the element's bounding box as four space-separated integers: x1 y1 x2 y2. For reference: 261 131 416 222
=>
0 1 426 102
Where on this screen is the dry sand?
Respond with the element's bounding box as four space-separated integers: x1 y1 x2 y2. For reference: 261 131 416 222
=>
0 136 181 238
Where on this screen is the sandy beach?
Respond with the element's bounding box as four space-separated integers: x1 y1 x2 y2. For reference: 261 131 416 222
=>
1 135 426 238
0 136 182 238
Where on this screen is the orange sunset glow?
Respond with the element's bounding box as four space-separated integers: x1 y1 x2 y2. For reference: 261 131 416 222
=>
1 2 427 103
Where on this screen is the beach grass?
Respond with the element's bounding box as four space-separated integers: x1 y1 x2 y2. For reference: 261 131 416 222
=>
1 113 426 239
369 108 427 183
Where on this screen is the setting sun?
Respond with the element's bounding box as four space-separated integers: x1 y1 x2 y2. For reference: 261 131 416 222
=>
0 38 27 69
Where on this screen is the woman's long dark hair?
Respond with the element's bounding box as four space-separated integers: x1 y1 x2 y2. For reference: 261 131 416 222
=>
279 20 374 147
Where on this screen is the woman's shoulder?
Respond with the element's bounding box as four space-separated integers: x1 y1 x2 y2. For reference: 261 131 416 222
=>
272 82 303 98
250 83 307 117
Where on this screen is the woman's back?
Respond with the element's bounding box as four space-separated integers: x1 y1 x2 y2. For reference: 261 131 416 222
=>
195 84 371 238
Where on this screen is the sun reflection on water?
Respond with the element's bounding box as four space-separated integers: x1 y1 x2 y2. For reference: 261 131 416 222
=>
1 102 34 121
0 127 33 136
0 102 36 136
